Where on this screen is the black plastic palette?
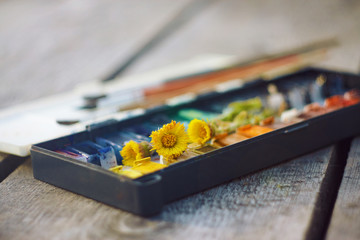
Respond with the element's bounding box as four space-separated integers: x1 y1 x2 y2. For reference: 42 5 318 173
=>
31 68 360 216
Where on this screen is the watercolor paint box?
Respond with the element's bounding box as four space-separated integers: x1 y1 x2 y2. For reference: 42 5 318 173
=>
31 68 360 216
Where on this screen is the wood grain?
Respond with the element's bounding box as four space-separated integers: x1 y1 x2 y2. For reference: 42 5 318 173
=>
326 137 360 240
0 0 193 109
0 146 336 240
125 0 360 76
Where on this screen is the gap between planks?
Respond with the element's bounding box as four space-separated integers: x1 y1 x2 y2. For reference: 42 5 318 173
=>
102 0 217 81
0 0 194 109
0 154 26 183
306 139 351 240
326 136 360 240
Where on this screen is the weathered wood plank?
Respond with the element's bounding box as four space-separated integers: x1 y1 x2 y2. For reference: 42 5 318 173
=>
125 0 360 75
326 137 360 240
0 0 193 109
0 146 336 239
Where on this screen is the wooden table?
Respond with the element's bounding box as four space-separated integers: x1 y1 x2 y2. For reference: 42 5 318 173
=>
1 0 360 239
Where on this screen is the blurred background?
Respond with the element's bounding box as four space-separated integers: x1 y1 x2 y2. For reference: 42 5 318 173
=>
0 0 359 109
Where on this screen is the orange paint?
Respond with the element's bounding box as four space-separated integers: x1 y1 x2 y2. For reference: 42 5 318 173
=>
236 125 273 138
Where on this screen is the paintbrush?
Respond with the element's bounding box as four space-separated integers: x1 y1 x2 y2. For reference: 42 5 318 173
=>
120 38 338 110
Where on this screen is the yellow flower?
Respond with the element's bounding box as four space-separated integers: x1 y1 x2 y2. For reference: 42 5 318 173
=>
188 119 213 145
120 140 146 167
150 120 189 159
